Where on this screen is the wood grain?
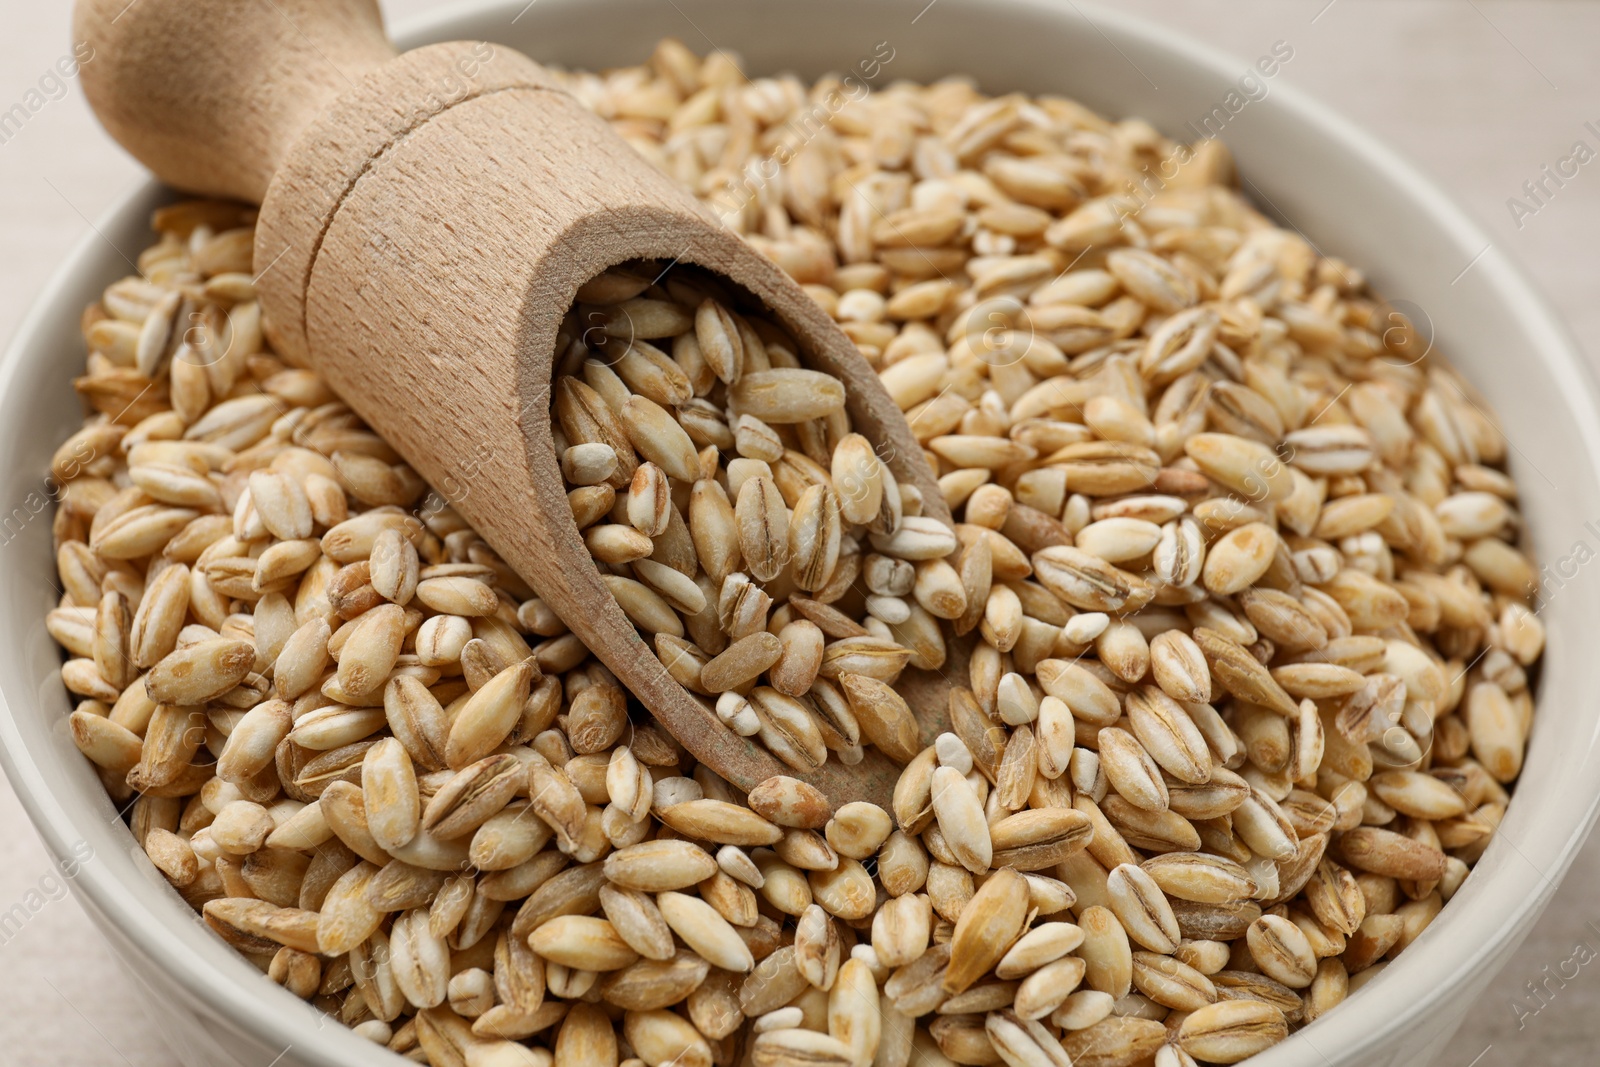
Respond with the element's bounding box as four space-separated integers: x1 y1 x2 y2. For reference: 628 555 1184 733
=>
73 0 396 203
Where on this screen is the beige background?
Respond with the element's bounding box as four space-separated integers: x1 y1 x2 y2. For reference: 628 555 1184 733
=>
1 0 1596 1063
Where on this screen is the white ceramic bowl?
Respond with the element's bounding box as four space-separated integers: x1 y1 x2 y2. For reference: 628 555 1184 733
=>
3 2 1597 1064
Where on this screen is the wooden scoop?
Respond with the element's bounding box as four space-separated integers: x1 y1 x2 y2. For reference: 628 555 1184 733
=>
74 0 954 808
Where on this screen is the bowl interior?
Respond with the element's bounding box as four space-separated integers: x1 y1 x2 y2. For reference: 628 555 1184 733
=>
2 2 1597 1065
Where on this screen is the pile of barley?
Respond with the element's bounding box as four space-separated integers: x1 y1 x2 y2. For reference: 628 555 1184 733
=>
555 264 946 770
48 38 1542 1067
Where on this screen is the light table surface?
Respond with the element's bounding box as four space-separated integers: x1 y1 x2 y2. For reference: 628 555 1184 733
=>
0 1 1595 1063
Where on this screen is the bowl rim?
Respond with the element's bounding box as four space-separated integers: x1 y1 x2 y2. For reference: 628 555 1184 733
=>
2 1 1598 1064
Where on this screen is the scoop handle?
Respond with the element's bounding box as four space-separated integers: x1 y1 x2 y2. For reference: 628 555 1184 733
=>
73 0 396 203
